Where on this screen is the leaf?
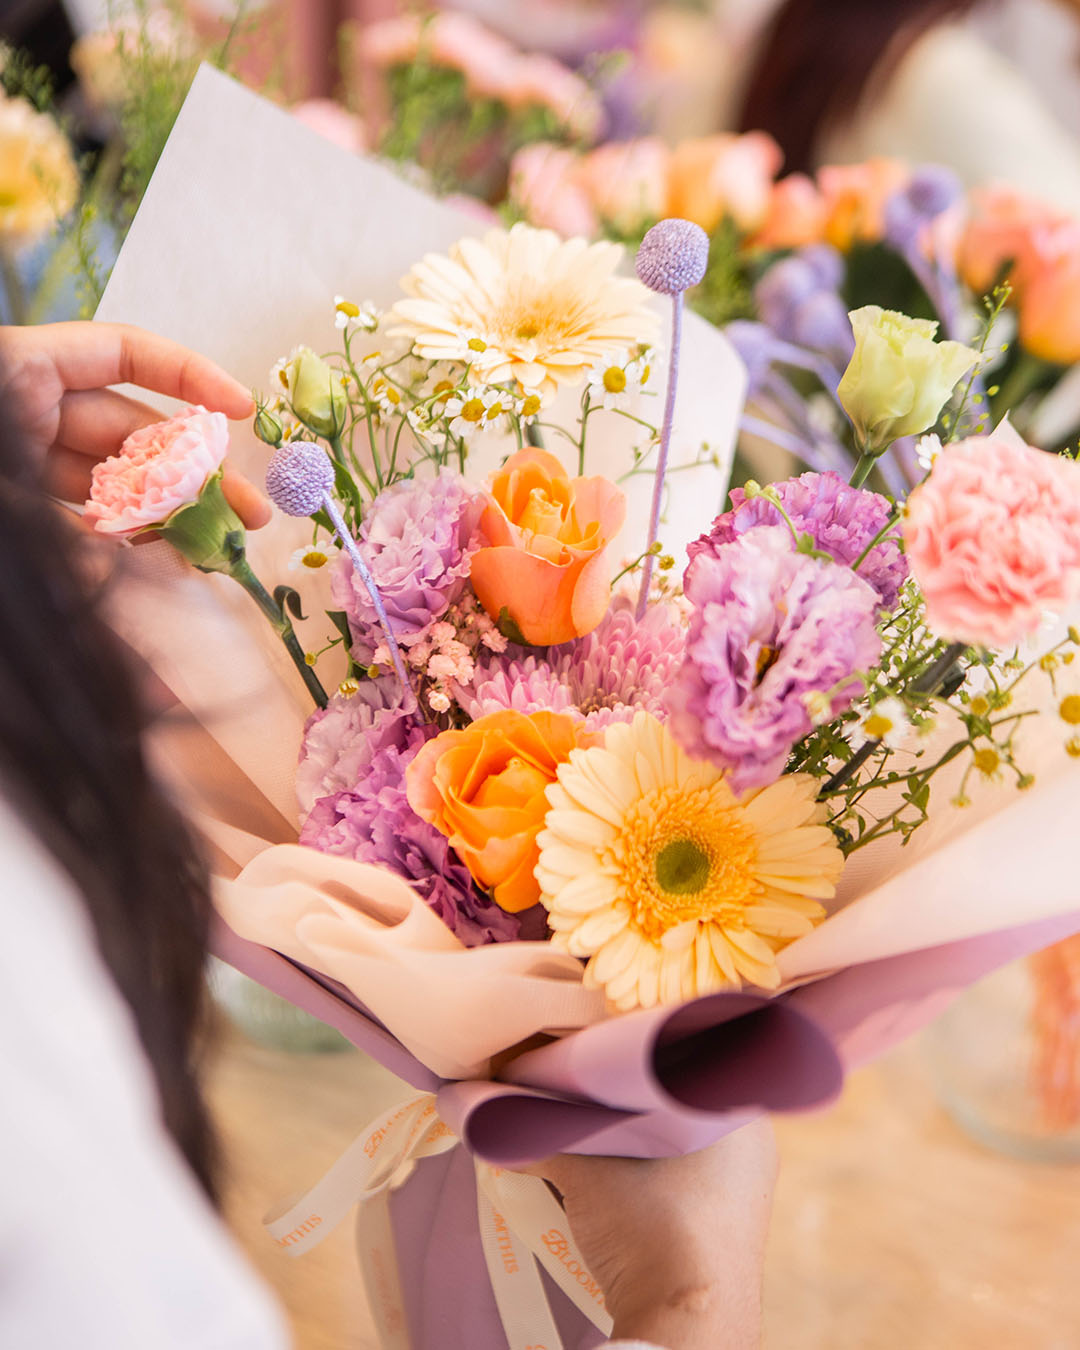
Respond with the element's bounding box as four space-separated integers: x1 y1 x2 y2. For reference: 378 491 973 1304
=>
327 610 353 644
273 585 308 622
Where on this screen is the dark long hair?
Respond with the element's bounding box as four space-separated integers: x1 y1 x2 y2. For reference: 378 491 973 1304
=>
0 390 218 1197
738 0 981 174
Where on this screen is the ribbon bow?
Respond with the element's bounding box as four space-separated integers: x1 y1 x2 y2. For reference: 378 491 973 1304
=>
265 1092 614 1350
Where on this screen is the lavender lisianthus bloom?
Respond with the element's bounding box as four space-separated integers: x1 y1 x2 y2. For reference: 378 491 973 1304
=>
754 248 854 367
296 681 428 814
668 525 881 792
331 471 485 660
300 746 521 947
689 470 908 613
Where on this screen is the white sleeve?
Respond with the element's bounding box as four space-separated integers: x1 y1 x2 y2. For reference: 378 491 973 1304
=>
0 800 290 1350
822 23 1080 215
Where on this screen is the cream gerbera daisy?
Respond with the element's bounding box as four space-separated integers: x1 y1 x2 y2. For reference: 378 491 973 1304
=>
388 224 659 403
535 712 843 1011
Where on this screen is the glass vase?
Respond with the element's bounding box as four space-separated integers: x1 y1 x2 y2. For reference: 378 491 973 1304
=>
925 938 1080 1162
208 959 351 1054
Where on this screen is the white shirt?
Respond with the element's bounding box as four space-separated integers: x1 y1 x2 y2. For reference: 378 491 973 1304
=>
0 795 290 1349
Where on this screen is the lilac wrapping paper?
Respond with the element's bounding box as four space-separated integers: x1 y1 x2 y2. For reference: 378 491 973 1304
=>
214 908 1080 1350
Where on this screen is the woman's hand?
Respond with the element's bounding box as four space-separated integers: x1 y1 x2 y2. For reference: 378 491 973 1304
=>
0 321 270 527
525 1119 777 1350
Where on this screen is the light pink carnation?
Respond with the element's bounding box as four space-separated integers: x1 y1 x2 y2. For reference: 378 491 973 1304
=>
84 405 229 537
904 430 1080 648
579 138 670 236
291 99 366 153
509 143 598 238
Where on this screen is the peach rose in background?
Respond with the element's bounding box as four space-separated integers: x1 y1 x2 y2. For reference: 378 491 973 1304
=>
904 425 1080 648
666 131 783 235
955 184 1065 296
817 158 909 252
1019 235 1080 364
751 173 828 250
578 137 670 237
509 143 599 238
290 99 367 153
470 448 626 646
84 406 230 537
406 708 583 911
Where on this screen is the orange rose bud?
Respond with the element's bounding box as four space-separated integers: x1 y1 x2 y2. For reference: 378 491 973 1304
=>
405 708 582 912
470 447 626 646
1018 237 1080 365
817 158 908 253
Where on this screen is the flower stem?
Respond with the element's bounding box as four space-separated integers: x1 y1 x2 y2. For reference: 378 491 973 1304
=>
851 508 900 573
0 248 27 325
637 291 683 621
818 639 967 798
848 451 877 489
230 559 328 709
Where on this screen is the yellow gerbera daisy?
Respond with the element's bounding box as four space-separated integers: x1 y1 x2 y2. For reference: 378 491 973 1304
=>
535 712 843 1011
387 224 659 403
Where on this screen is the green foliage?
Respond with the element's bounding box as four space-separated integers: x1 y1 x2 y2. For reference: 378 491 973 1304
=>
687 218 756 327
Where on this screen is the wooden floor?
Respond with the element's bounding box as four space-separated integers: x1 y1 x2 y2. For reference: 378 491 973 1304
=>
203 1019 1080 1350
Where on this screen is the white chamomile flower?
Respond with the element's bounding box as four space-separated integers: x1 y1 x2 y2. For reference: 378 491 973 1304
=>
446 387 493 439
802 689 833 727
334 296 380 332
289 538 335 572
516 387 543 425
588 356 634 410
407 407 437 442
369 374 404 417
625 350 654 390
916 433 942 473
479 388 512 434
852 696 910 750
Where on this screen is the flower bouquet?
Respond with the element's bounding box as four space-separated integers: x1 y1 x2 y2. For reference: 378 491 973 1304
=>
92 70 1080 1350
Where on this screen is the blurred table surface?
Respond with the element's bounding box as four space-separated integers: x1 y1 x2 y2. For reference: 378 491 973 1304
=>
202 1020 1080 1350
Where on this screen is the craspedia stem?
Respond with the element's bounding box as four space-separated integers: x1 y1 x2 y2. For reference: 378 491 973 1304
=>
632 218 708 621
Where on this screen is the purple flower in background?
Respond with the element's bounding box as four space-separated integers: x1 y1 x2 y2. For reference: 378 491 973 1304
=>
690 471 908 612
296 681 428 814
331 472 485 660
300 744 520 947
754 248 854 368
668 525 881 792
884 165 962 248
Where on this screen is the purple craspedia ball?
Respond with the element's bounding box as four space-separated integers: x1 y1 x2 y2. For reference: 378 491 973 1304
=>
635 218 709 294
265 439 335 517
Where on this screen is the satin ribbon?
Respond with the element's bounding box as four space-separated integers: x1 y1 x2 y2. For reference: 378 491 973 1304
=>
265 1092 613 1350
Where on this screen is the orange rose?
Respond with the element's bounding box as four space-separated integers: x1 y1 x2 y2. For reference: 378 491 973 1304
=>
956 185 1064 297
1018 234 1080 364
666 131 782 235
817 158 909 252
750 173 828 251
405 708 582 912
470 447 626 646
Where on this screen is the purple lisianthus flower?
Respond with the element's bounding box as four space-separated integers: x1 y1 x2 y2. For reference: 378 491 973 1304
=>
668 525 881 792
300 744 520 947
296 680 428 814
689 470 908 613
331 471 485 660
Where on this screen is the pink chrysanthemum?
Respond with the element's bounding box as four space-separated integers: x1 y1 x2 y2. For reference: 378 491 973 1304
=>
458 599 686 732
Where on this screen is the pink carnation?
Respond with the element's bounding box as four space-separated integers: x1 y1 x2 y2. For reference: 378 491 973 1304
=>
904 429 1080 648
84 405 228 537
509 143 598 239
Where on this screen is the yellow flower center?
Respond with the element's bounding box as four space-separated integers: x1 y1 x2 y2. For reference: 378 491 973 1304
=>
863 712 894 740
301 549 328 568
336 300 360 317
1067 737 1080 758
612 784 760 941
969 695 990 717
602 366 627 394
755 645 779 682
973 747 1001 777
338 677 360 697
467 336 488 352
385 387 401 405
485 400 505 421
521 394 542 417
1060 695 1080 726
515 322 540 341
460 398 486 423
